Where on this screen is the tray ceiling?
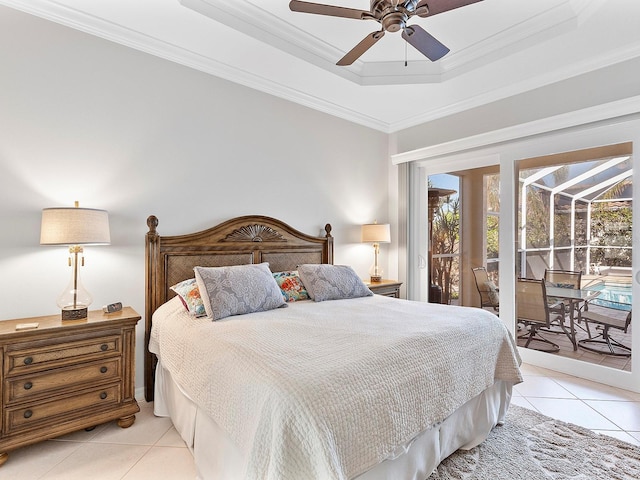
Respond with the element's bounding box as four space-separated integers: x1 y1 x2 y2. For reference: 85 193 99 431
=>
2 0 639 132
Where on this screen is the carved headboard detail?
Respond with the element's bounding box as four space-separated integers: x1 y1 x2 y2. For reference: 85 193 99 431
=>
144 215 333 400
223 224 286 242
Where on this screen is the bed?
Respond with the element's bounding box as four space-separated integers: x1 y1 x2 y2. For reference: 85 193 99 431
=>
144 215 522 480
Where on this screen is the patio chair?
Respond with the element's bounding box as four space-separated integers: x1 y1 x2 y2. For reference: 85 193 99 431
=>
578 308 632 357
543 269 583 330
544 269 582 308
472 267 499 311
516 278 566 353
544 269 582 289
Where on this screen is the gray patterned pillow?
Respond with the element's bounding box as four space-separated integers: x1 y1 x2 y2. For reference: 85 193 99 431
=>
297 264 373 302
194 263 286 320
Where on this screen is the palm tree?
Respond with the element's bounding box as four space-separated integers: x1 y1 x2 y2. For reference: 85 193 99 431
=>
433 195 459 304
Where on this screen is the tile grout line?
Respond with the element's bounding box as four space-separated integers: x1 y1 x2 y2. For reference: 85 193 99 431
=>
117 445 154 480
36 440 86 480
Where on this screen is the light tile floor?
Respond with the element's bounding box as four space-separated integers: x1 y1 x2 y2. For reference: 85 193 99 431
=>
512 363 640 446
1 400 196 480
5 364 640 479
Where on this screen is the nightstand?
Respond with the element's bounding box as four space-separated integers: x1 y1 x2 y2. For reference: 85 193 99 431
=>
366 280 403 298
0 307 141 466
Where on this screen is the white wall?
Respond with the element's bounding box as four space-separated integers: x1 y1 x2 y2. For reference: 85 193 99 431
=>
0 7 390 394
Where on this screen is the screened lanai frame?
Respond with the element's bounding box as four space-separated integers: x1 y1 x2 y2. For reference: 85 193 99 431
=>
518 154 633 279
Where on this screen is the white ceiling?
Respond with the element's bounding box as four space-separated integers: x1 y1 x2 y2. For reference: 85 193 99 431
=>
3 0 640 132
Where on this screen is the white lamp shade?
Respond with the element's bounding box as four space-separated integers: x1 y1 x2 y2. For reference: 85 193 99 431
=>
40 207 111 245
361 223 391 243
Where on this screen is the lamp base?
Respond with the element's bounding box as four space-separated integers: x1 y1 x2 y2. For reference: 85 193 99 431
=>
369 275 382 283
61 306 88 321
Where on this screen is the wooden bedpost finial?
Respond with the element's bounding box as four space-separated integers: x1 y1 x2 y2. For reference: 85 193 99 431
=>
324 223 332 238
147 215 158 234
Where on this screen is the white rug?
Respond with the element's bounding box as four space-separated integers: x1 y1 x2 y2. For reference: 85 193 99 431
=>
428 405 640 479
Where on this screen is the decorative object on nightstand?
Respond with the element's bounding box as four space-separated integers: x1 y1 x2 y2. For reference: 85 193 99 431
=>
366 280 403 298
361 221 391 283
40 201 110 320
0 307 141 467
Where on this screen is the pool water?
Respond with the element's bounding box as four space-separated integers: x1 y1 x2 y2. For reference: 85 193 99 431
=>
585 282 632 311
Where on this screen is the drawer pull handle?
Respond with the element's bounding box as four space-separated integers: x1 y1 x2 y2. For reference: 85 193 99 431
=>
100 344 108 351
100 392 108 400
24 381 33 390
24 410 33 419
100 366 108 374
24 357 33 365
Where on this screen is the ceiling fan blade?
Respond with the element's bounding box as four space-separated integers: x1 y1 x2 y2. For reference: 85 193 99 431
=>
289 1 371 20
401 25 449 61
415 0 483 18
337 31 385 66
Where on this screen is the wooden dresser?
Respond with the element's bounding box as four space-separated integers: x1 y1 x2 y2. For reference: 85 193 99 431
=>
0 307 140 466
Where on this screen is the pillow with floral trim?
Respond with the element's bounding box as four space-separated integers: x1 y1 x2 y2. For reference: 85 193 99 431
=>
273 271 309 302
297 264 373 302
170 278 206 317
194 263 286 320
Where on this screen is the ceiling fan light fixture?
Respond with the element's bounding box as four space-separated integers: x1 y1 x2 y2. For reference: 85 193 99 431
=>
381 12 407 32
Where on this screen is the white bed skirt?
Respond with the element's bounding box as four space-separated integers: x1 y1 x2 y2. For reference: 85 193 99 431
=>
154 362 513 480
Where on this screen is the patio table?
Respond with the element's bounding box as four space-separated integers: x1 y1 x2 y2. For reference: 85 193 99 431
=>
546 286 601 350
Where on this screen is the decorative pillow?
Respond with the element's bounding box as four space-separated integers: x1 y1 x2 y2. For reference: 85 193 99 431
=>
297 264 373 302
194 263 286 320
483 280 499 305
170 278 206 317
273 271 309 302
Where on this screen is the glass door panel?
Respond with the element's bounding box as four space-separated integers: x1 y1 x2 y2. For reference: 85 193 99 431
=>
428 167 500 310
428 174 460 305
516 151 632 370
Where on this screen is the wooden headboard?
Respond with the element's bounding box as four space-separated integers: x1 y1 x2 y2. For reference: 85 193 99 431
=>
144 215 334 401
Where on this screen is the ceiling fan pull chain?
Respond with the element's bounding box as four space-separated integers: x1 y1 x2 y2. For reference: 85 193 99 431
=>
405 38 408 67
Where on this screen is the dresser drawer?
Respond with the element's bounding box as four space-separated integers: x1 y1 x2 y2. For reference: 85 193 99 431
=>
6 335 120 376
5 383 121 434
6 358 121 402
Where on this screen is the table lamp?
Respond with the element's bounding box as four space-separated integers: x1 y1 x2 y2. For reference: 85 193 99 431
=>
361 221 391 283
40 201 111 320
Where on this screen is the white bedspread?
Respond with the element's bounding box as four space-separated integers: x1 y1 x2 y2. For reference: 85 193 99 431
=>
150 295 522 480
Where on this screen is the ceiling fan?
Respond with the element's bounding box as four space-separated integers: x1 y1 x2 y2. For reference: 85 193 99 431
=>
289 0 483 66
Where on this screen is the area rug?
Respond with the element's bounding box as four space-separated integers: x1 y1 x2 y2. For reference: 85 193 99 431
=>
428 404 640 479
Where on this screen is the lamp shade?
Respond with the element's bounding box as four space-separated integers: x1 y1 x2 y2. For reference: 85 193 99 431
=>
40 207 111 245
361 223 390 243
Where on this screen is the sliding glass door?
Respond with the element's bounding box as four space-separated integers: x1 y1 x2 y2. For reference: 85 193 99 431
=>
516 146 632 371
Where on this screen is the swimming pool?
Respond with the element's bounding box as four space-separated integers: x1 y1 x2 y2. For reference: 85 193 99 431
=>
584 281 632 311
